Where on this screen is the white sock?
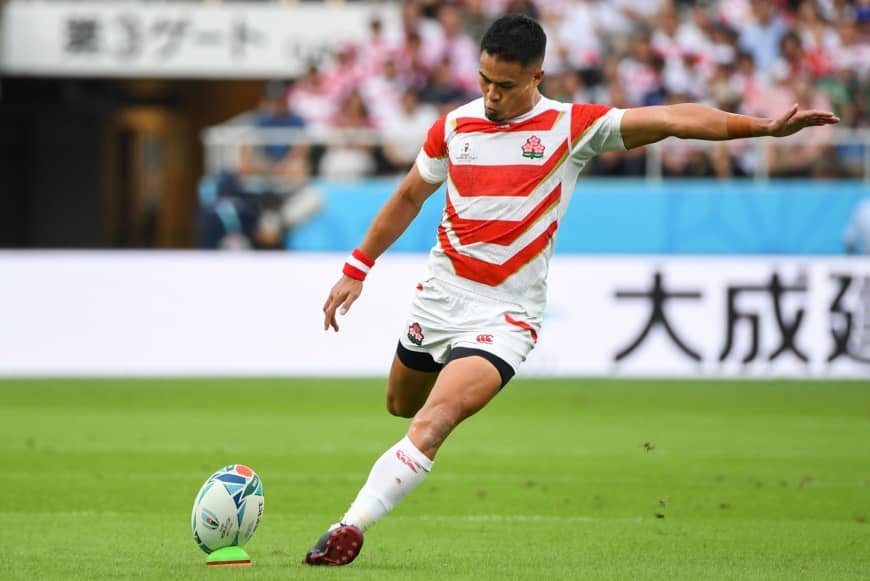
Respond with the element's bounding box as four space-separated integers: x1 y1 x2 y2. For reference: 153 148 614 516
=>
337 435 433 532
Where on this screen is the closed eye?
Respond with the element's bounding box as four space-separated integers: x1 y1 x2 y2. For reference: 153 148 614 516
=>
479 72 514 89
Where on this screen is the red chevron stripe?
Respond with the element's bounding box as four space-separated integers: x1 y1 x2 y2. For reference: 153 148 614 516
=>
445 184 561 246
437 221 558 287
449 139 568 198
454 109 563 134
504 314 538 343
571 104 612 145
424 115 448 158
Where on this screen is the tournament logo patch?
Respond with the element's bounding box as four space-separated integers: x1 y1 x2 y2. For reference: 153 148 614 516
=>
522 136 545 159
455 141 477 161
201 508 220 530
408 322 424 346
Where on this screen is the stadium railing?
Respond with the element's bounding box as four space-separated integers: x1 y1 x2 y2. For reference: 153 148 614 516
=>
201 124 870 185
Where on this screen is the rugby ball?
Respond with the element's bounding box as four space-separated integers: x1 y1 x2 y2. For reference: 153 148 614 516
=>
191 464 265 554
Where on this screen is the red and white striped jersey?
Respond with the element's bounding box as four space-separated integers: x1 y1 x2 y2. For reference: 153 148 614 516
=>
415 96 625 317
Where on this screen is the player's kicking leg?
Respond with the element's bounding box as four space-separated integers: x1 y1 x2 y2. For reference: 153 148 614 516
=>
303 348 438 566
302 352 505 566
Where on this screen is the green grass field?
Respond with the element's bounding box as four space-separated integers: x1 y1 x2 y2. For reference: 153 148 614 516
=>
2 378 869 580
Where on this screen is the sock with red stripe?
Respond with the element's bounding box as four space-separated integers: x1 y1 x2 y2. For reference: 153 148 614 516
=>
336 436 433 532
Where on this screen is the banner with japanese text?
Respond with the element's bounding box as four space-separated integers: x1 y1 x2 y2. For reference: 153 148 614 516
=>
0 252 867 378
529 257 870 378
1 1 400 78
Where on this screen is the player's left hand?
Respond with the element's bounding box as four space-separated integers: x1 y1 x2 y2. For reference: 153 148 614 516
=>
766 104 840 138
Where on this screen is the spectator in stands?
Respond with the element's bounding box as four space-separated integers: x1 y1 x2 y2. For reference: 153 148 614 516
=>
596 0 662 52
207 81 322 250
357 15 396 78
738 0 788 73
833 16 870 82
238 80 308 183
617 32 663 106
198 171 258 250
553 0 604 72
707 22 740 85
770 30 819 81
542 68 607 105
360 57 406 130
208 0 868 183
435 3 480 93
381 88 439 174
461 0 493 43
420 57 468 113
652 5 696 98
761 73 834 177
677 3 716 67
244 81 324 249
400 0 444 70
794 0 838 75
394 31 431 93
320 42 366 108
319 89 377 180
859 2 870 39
288 64 337 139
732 51 766 107
821 49 868 176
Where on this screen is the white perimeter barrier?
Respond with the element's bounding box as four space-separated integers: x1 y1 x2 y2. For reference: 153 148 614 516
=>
0 252 868 378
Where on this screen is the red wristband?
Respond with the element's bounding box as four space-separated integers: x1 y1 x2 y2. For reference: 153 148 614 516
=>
343 248 375 281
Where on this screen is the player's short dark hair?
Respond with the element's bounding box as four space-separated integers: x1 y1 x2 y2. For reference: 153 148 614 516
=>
480 14 546 68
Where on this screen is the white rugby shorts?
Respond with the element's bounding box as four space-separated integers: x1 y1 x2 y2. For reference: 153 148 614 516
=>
398 277 540 373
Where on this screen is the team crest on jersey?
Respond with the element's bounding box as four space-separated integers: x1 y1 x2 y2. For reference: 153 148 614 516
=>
408 322 424 346
521 136 545 159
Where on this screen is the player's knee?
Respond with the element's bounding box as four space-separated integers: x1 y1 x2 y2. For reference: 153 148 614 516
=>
409 404 460 451
386 394 418 418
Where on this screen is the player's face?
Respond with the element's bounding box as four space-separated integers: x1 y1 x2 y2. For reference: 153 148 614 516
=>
479 51 544 122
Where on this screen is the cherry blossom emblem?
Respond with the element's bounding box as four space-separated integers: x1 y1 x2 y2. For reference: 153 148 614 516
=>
521 136 545 159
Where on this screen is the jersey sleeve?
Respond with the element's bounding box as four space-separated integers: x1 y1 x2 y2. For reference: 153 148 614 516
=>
569 104 626 159
415 115 449 184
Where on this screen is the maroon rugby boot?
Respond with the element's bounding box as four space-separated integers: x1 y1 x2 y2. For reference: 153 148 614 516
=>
303 524 363 566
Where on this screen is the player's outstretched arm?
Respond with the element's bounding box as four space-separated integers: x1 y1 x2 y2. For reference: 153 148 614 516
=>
620 103 840 150
322 166 442 332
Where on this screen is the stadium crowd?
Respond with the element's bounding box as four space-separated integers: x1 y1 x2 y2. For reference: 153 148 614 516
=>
255 0 870 180
201 0 870 248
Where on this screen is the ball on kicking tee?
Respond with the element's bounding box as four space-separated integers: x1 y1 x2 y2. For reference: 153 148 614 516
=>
191 464 265 554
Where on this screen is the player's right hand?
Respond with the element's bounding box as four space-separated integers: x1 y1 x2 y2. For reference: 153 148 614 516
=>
323 276 363 332
766 103 839 138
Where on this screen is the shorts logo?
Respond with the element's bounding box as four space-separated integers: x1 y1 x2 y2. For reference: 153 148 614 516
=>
522 136 545 159
408 322 424 346
476 334 494 343
396 450 421 473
